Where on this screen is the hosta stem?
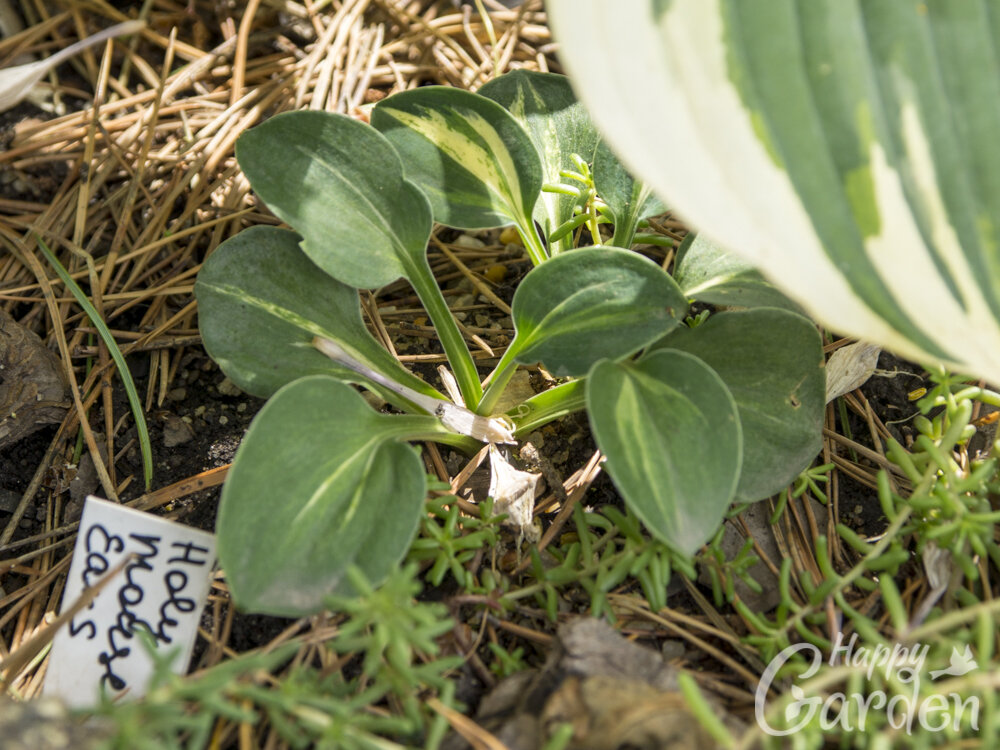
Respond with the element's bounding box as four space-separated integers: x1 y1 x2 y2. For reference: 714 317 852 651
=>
508 379 586 436
518 219 548 265
476 352 519 417
403 257 483 408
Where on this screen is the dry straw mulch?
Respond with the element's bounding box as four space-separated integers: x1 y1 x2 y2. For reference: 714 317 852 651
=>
0 0 552 705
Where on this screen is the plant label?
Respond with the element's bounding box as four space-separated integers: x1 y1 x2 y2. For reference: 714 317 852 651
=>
44 496 216 708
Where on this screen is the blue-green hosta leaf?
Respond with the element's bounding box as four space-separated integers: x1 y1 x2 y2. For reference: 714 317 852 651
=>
195 226 442 402
236 111 431 289
587 350 741 555
503 246 686 377
371 86 542 232
478 71 601 249
655 308 825 502
593 140 666 249
217 376 454 616
548 1 1000 383
673 233 801 311
236 110 481 407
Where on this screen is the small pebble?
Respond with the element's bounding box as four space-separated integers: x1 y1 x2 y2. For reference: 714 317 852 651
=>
217 377 243 397
236 402 247 413
167 387 186 401
527 431 546 450
483 263 507 283
218 415 229 426
162 414 194 447
454 234 486 249
661 640 685 660
474 314 490 328
499 227 521 245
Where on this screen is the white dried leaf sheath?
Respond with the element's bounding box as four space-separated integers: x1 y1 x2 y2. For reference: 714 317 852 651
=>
313 336 515 444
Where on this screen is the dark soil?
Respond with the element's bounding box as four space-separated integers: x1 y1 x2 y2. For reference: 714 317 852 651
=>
836 351 928 536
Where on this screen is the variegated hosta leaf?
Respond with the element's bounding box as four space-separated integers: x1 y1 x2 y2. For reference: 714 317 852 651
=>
503 246 686 377
371 86 542 232
236 111 431 289
479 71 601 250
587 350 742 555
218 376 454 615
548 1 1000 383
654 308 826 503
593 140 665 249
673 233 801 312
195 226 443 403
236 109 482 406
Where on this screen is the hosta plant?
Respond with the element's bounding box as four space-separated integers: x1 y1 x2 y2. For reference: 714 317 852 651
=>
195 70 826 616
547 0 1000 385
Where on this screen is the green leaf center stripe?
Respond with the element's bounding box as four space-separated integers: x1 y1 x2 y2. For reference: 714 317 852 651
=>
294 142 413 262
520 279 624 337
200 281 346 343
294 438 380 527
381 105 527 222
615 376 681 532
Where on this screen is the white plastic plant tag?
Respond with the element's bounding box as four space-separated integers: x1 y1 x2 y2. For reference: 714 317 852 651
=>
44 495 216 708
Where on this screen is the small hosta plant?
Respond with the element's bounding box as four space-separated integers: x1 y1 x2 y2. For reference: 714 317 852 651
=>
195 70 826 616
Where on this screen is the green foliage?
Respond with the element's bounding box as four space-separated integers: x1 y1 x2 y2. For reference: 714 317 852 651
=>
495 245 686 378
478 70 600 254
587 350 742 556
656 308 826 502
672 233 802 313
408 495 501 590
195 69 826 615
196 226 440 403
216 377 450 615
695 378 1000 747
547 0 1000 385
91 566 460 749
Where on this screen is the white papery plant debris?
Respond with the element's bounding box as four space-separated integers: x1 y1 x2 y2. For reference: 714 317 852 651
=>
0 20 144 113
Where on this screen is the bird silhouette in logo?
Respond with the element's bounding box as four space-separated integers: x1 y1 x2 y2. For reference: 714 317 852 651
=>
930 645 977 680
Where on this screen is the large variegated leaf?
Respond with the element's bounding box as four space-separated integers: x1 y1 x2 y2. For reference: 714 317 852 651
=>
548 1 1000 383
